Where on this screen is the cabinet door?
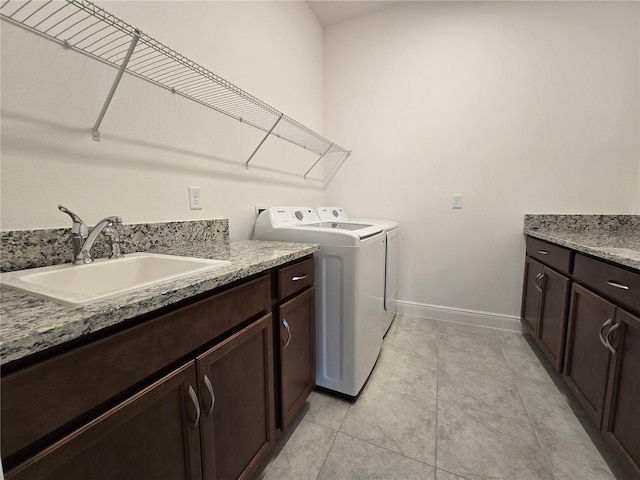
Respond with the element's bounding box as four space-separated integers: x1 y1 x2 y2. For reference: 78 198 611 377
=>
7 362 203 480
197 313 275 480
603 309 640 476
563 284 616 428
521 256 543 335
537 266 571 371
279 286 316 429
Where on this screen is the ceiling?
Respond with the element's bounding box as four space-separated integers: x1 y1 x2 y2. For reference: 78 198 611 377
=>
307 1 399 27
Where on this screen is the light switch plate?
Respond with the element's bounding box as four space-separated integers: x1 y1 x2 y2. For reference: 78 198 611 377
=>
452 194 463 209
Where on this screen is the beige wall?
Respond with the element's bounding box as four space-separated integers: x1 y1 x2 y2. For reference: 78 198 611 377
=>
323 1 640 319
1 1 326 238
2 1 639 322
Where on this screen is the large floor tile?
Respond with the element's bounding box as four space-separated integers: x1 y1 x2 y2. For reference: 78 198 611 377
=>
500 335 553 383
384 314 439 359
340 375 437 465
318 433 436 480
259 315 627 480
374 344 438 398
515 376 588 438
259 420 336 480
438 333 510 375
536 425 616 480
303 390 351 431
493 330 532 350
436 320 499 342
438 361 529 423
436 403 554 480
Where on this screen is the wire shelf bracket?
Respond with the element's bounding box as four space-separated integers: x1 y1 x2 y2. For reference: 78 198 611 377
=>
305 149 351 179
245 113 283 169
0 0 351 178
92 30 139 141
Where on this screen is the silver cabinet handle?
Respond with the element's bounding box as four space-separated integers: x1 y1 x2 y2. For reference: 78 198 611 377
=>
534 272 544 293
538 250 549 255
599 318 613 349
607 280 630 290
292 275 307 281
187 385 200 429
605 322 621 354
203 374 215 416
282 319 291 348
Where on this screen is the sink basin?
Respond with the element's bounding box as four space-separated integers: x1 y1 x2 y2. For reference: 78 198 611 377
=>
1 253 231 306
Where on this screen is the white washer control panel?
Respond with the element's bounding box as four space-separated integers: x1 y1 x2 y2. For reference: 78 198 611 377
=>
316 207 349 222
269 207 321 227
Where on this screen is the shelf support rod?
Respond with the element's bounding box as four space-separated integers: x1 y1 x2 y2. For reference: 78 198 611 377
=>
92 30 140 141
245 113 283 169
303 143 334 179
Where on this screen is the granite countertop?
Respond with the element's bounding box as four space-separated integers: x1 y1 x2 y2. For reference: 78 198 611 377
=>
523 214 640 271
0 240 318 366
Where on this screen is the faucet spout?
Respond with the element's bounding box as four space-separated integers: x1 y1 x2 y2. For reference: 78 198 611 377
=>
59 205 123 264
76 216 122 264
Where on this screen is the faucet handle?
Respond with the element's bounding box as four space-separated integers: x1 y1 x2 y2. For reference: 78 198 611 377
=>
58 205 88 238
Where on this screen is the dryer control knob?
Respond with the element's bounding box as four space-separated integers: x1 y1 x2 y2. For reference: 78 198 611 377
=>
295 210 304 220
332 210 339 217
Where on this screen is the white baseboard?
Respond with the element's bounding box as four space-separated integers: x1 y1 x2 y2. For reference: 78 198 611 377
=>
396 300 522 332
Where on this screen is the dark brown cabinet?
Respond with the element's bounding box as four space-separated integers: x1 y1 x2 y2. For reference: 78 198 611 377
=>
564 285 640 475
1 275 271 465
6 361 204 480
197 313 275 480
1 255 318 480
563 284 616 428
3 273 273 479
603 309 640 476
521 237 640 476
521 256 543 335
561 252 640 476
520 238 571 371
274 256 316 430
278 286 316 429
537 266 571 370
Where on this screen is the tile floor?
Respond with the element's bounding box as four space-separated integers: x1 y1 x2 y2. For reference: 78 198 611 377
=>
257 314 635 480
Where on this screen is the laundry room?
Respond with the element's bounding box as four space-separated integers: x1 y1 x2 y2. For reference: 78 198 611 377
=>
1 1 638 479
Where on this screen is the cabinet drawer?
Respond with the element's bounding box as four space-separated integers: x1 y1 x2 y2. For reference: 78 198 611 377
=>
574 254 640 314
277 256 314 300
526 237 573 274
1 274 271 464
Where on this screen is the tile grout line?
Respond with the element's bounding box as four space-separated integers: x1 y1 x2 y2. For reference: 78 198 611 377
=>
336 430 438 469
313 425 339 480
506 340 559 480
313 388 356 480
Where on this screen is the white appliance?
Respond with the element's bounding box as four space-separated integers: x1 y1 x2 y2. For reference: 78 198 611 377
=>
254 207 385 397
317 207 399 336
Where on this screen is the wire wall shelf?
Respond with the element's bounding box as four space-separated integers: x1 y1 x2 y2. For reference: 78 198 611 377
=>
0 0 351 178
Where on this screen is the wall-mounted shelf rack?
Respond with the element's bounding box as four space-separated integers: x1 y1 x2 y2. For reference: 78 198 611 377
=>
0 0 351 178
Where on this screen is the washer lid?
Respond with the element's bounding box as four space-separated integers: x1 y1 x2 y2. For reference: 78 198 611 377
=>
303 222 382 239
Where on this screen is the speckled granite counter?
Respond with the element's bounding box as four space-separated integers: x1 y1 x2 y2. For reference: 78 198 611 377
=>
0 239 318 366
523 214 640 271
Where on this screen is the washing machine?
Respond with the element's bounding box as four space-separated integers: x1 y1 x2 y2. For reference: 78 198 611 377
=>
254 207 385 397
317 207 399 337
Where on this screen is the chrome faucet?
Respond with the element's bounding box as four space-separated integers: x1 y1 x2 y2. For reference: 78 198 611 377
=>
58 205 124 264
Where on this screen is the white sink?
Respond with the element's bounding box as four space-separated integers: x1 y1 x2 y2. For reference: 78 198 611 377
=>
1 253 231 307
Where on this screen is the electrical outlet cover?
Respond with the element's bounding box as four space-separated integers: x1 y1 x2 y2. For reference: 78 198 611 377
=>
189 186 202 210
